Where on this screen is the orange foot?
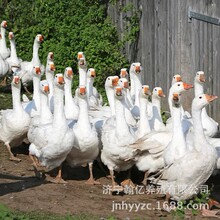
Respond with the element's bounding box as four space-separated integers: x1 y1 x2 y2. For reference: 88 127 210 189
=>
202 208 220 217
85 178 101 185
9 155 22 162
120 179 135 188
50 176 67 184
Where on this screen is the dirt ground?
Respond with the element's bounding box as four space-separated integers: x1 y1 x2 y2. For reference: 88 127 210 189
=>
0 143 220 220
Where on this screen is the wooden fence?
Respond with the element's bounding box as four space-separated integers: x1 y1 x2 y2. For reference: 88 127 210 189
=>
108 0 220 123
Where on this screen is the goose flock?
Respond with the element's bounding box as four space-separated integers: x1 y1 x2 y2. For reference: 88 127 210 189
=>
1 20 220 215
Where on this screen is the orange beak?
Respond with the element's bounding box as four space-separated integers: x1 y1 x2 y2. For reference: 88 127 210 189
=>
124 81 129 88
135 65 141 73
14 76 20 84
199 74 205 82
112 77 119 86
175 76 182 82
3 21 7 28
205 94 218 102
58 76 64 84
78 53 83 59
158 89 165 97
39 35 44 42
35 67 41 74
49 52 54 60
173 93 179 101
79 87 86 95
44 85 49 93
90 70 96 77
50 63 55 71
116 87 122 96
143 86 149 94
183 82 193 90
67 69 73 77
8 32 13 40
121 69 127 77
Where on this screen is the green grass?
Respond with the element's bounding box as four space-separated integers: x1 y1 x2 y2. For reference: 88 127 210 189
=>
0 204 116 220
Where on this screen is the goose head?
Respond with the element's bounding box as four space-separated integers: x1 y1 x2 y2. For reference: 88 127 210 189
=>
114 86 124 100
152 87 165 99
32 66 42 77
172 74 182 85
54 73 65 88
8 32 14 40
12 75 21 87
172 92 182 108
195 71 205 84
47 52 54 61
46 61 56 73
40 80 50 94
1 20 7 28
77 52 87 68
140 85 151 98
87 68 96 79
130 62 142 75
78 85 87 97
105 76 119 88
171 81 193 94
35 34 44 43
118 78 129 89
120 68 128 78
64 67 73 79
192 94 218 110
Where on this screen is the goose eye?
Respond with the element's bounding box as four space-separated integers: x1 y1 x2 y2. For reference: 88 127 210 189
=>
155 89 157 91
108 78 110 80
199 96 202 99
177 84 180 86
173 76 175 79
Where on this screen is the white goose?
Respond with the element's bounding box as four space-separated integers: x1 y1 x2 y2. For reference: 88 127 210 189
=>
120 68 129 81
28 74 74 183
101 86 140 191
194 71 219 137
171 74 182 85
30 80 53 126
130 62 143 118
19 34 44 93
0 20 10 59
158 94 218 201
0 75 31 161
5 32 22 74
148 87 166 131
45 56 56 113
66 86 100 185
0 46 9 82
64 67 79 120
22 66 42 117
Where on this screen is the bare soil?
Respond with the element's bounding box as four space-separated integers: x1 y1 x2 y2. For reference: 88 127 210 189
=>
0 143 220 220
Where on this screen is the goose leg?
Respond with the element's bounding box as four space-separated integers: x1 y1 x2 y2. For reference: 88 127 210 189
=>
50 165 67 184
5 143 21 162
23 85 32 95
120 169 135 187
110 169 123 193
29 153 45 179
141 171 149 186
0 77 7 86
86 162 100 185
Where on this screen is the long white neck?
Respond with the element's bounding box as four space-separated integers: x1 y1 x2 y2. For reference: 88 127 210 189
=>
33 75 41 111
137 96 151 138
194 80 204 96
152 96 163 123
79 67 87 86
134 74 142 107
53 86 66 127
1 27 6 47
12 84 23 112
171 103 187 152
77 96 91 132
40 92 53 124
32 40 40 66
115 97 130 137
46 72 54 102
130 72 135 102
9 39 19 62
87 77 94 97
192 105 209 151
64 77 78 119
105 86 115 115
